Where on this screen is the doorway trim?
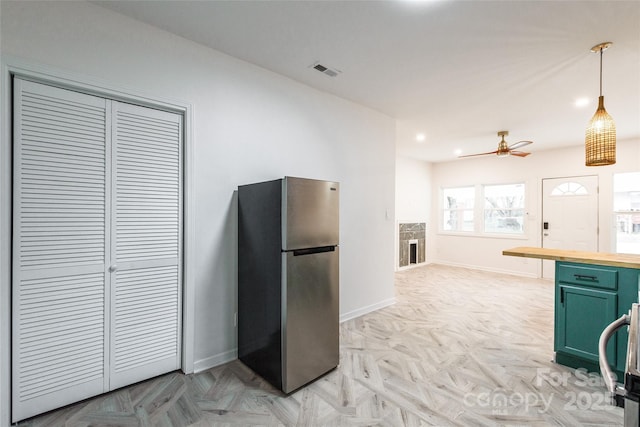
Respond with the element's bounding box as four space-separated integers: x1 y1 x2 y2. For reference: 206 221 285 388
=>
0 55 196 426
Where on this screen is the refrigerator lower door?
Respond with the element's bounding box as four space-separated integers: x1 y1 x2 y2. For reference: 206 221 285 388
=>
282 247 339 393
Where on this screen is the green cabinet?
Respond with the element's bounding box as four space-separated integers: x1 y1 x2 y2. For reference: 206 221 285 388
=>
554 261 639 378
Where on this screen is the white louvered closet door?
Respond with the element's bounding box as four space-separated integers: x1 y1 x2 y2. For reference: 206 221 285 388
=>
109 102 182 389
12 80 183 422
12 79 109 421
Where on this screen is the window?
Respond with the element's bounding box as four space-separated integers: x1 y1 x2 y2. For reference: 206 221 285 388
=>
441 183 527 236
483 183 525 234
614 172 640 255
442 186 474 232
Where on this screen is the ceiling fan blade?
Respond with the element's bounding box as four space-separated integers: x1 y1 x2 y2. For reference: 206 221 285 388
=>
510 151 531 157
508 140 533 150
458 150 498 158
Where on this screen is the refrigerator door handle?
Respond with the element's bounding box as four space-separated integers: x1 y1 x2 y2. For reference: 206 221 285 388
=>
599 312 630 396
292 246 336 256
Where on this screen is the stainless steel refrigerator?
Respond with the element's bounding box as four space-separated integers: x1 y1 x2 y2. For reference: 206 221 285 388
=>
238 176 339 393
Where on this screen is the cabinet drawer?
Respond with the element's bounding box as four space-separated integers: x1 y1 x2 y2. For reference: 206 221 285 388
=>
557 264 618 290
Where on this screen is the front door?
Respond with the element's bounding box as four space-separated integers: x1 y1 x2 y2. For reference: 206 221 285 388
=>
542 176 599 279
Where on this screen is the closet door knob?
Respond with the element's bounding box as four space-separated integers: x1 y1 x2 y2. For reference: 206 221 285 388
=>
109 265 118 272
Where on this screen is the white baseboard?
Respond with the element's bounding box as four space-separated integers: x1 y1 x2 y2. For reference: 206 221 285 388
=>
192 298 396 373
339 297 396 323
193 348 238 373
192 263 538 374
429 259 539 279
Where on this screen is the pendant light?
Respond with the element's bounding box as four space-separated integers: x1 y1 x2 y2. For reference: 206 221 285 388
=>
585 42 616 166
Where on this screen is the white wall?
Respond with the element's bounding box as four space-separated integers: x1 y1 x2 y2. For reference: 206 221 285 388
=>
0 1 396 423
429 139 640 276
396 156 432 222
395 156 432 269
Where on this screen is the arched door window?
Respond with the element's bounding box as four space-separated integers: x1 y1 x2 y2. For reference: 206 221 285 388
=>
551 182 588 196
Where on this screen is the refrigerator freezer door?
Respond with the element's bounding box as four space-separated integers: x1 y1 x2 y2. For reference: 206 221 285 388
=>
282 247 339 393
282 177 339 250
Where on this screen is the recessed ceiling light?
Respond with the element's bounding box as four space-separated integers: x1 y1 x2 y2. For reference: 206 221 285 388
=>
575 97 590 108
416 133 426 142
454 149 462 156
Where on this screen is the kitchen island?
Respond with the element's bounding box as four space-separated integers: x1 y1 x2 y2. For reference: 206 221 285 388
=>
503 247 640 378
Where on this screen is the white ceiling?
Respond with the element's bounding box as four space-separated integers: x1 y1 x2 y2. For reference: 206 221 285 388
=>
94 0 640 163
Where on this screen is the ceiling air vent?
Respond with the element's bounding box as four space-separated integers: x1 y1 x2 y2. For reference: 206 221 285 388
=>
311 62 341 78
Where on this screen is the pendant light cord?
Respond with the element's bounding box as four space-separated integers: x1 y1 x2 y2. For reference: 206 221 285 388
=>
599 48 603 97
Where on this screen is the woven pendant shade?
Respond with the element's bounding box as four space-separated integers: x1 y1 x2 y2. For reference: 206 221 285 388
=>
585 42 616 167
585 95 616 166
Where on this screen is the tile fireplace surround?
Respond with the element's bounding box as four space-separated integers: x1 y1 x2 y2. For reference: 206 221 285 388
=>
398 222 425 267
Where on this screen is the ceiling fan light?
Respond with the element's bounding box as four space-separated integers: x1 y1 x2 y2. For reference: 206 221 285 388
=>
496 136 510 157
585 96 616 166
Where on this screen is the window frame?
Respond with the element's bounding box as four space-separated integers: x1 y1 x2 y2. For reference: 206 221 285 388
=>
439 182 528 239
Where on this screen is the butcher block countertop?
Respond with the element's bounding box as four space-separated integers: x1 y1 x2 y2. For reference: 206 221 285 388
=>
503 246 640 269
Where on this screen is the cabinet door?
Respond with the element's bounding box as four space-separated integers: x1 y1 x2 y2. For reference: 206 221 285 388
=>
555 284 617 363
616 268 640 371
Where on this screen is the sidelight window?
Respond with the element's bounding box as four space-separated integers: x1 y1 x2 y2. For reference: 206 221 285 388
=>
614 172 640 254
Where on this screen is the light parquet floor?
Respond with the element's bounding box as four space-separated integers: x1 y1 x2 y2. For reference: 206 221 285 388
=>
17 264 624 426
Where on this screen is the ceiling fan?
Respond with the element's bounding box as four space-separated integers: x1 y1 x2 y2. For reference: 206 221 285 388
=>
458 131 533 158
